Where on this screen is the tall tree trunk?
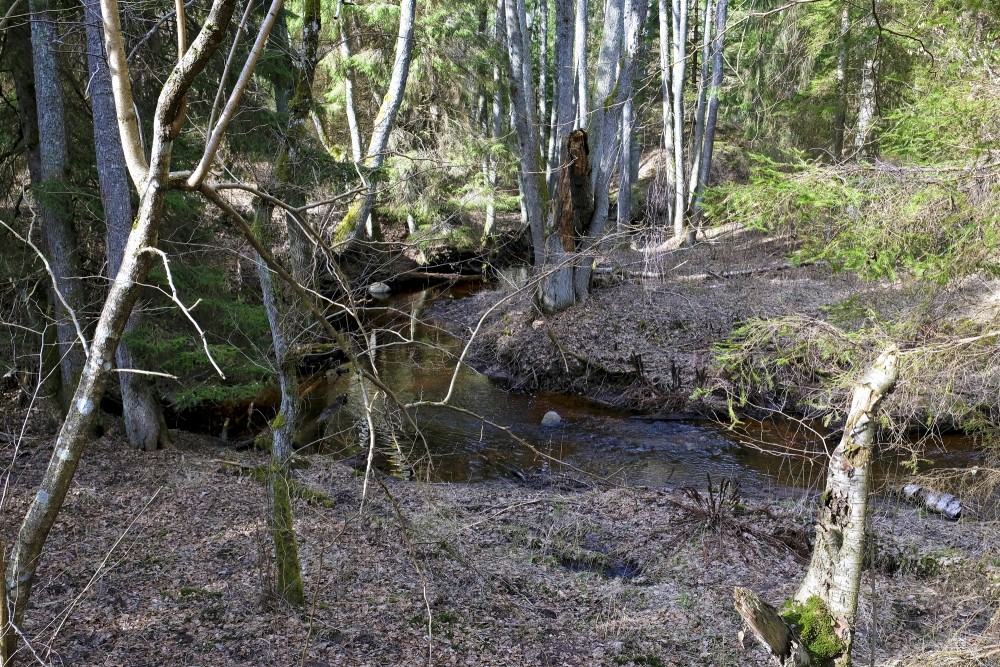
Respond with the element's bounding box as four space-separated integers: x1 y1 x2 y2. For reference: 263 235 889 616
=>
797 345 899 667
84 0 171 451
485 0 505 236
832 2 849 160
503 0 547 266
547 0 576 196
254 204 305 605
29 0 86 410
670 0 689 240
340 14 363 163
573 0 589 127
4 0 237 642
5 3 62 404
690 0 726 244
854 19 877 158
658 0 676 226
333 0 417 243
687 0 712 203
537 0 581 312
537 0 550 156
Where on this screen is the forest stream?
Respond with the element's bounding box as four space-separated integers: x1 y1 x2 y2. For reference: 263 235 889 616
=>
296 283 980 496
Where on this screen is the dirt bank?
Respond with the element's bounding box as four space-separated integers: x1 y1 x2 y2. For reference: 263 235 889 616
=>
1 429 996 666
430 225 862 415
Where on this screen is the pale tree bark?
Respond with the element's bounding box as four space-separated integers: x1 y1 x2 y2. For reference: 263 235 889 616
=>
29 0 87 410
573 0 644 301
333 0 417 243
484 0 505 236
536 0 581 311
504 0 547 265
339 14 363 164
539 0 644 311
573 0 589 127
84 0 172 451
670 0 689 240
658 0 676 224
547 0 576 196
854 17 877 158
253 206 305 605
797 345 899 667
537 0 550 156
832 2 850 160
687 0 712 200
617 17 645 230
2 0 238 657
689 0 727 243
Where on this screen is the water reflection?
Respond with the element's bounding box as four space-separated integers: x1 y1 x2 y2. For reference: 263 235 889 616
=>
299 286 978 493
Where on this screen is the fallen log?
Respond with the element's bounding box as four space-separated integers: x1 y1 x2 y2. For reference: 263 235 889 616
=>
733 587 812 666
900 483 962 520
594 260 823 281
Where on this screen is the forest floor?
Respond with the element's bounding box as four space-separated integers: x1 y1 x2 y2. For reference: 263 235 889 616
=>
429 223 861 414
1 428 997 667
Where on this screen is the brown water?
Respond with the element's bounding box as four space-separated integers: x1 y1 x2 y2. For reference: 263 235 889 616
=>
299 285 980 495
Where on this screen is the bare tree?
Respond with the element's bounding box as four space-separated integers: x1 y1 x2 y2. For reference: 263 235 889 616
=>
83 0 172 450
333 0 417 243
1 0 242 657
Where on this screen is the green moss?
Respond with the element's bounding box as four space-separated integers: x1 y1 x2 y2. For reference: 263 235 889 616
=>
271 412 287 431
781 596 845 663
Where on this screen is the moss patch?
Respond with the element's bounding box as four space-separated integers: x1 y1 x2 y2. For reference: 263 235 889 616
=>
781 596 845 663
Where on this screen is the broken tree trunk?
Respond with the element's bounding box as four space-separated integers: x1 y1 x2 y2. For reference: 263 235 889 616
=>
796 345 899 667
900 483 962 520
734 587 812 667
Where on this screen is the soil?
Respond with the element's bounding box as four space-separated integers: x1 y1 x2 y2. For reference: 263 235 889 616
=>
1 428 997 667
429 224 863 414
2 223 998 666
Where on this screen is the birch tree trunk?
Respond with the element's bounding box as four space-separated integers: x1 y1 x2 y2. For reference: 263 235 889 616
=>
3 0 237 651
340 14 363 163
573 0 644 301
832 2 850 160
658 0 676 225
504 0 547 265
689 0 727 243
29 0 87 410
485 0 505 236
84 0 172 451
333 0 417 243
573 0 589 128
687 0 712 201
854 19 877 158
548 0 576 196
537 0 550 155
796 345 899 667
254 205 305 605
670 0 689 240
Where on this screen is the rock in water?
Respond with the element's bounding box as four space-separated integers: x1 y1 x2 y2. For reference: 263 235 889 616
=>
368 281 391 296
541 411 562 427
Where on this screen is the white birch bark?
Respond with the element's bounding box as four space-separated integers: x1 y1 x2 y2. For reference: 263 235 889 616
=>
670 0 688 239
573 0 589 128
485 0 505 236
687 0 712 201
690 0 726 244
855 20 876 158
340 15 363 163
658 0 675 223
797 346 899 667
832 2 849 160
573 0 644 301
504 0 547 265
538 0 550 155
333 0 417 242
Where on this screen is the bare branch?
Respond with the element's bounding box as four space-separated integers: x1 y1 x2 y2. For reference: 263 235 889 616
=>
140 247 226 378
